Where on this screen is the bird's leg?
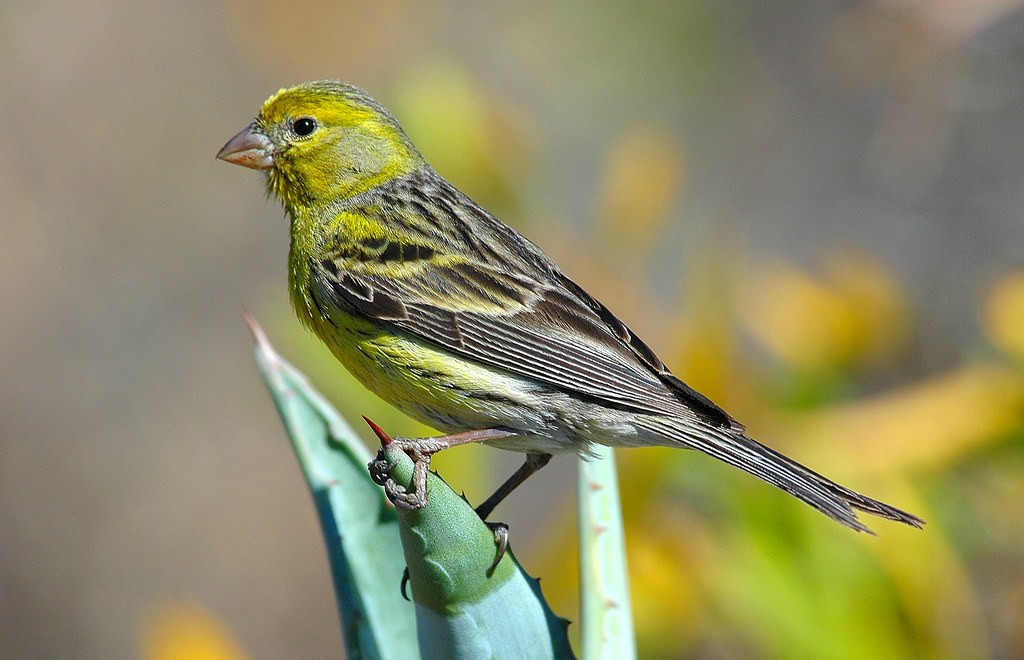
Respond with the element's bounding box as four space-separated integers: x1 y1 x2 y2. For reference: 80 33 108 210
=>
475 452 553 520
474 452 553 571
365 417 515 510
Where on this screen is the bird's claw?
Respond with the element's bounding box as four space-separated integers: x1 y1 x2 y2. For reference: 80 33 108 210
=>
400 567 411 601
368 453 391 486
368 447 428 509
384 479 426 510
485 521 510 573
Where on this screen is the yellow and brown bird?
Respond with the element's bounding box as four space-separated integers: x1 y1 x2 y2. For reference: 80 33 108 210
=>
219 80 924 533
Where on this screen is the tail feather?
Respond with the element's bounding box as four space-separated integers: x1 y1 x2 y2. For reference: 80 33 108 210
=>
642 420 925 532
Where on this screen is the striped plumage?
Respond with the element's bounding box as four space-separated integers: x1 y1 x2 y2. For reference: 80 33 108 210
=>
219 80 924 533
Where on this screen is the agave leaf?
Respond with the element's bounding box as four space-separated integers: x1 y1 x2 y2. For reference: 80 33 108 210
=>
247 315 418 660
578 445 637 660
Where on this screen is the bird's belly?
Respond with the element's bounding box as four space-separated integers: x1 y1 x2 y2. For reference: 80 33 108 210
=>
312 315 581 449
307 308 663 457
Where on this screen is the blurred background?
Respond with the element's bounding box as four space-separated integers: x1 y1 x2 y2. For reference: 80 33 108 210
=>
2 1 1023 657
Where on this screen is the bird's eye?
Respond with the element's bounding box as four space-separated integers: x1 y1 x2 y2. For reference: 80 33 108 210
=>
292 117 317 137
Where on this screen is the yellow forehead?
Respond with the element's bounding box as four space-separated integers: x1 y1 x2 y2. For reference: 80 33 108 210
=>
259 83 378 129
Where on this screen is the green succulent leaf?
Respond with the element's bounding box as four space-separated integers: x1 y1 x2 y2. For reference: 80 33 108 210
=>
579 445 637 660
248 315 418 660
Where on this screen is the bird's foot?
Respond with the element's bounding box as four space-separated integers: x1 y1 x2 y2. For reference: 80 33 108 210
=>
365 417 515 511
366 436 440 510
484 521 510 573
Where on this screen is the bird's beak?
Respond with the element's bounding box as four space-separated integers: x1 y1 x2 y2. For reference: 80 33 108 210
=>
217 122 275 170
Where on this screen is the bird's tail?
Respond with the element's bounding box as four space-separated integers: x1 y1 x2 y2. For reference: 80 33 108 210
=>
641 419 925 532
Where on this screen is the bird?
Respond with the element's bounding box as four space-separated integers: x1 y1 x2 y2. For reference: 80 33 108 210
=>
218 80 924 534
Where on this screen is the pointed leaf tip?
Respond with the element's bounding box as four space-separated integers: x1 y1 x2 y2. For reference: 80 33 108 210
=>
242 309 271 351
362 416 392 447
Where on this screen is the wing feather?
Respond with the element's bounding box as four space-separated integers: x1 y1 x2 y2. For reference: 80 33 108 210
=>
315 256 731 422
313 171 737 427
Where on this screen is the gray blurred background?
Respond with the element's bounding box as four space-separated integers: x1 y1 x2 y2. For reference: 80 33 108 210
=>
2 1 1023 658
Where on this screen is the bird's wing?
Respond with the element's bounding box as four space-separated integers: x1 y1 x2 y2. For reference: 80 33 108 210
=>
312 230 735 428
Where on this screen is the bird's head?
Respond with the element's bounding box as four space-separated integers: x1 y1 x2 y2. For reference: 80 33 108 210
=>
217 81 424 210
